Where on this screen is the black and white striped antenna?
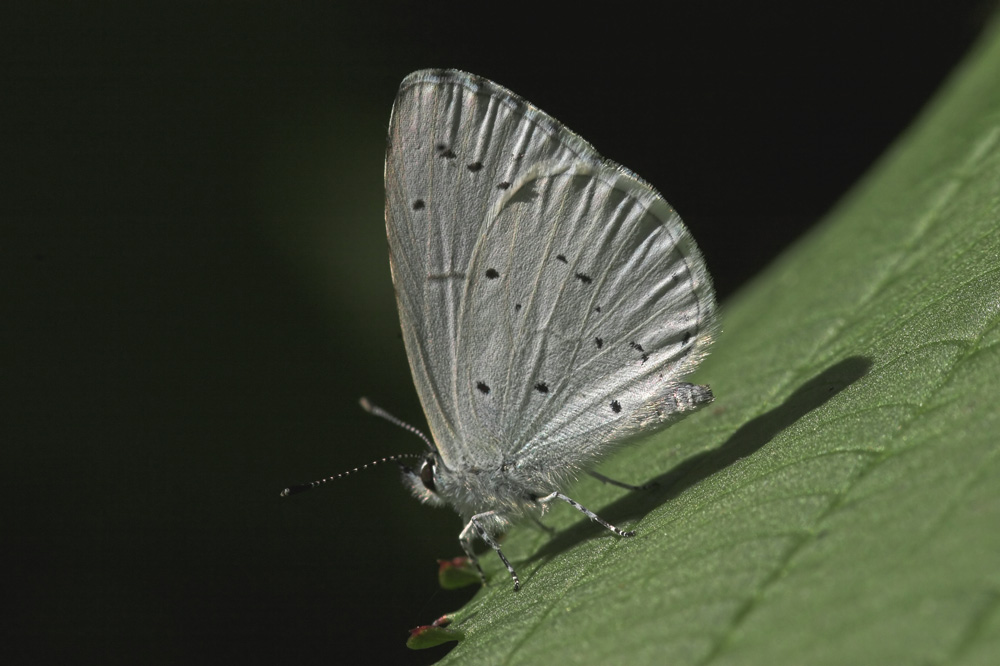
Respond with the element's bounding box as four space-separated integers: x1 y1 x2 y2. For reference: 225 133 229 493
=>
279 397 434 497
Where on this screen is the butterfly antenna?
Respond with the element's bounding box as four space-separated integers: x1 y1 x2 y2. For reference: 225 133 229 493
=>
280 453 423 497
358 396 435 451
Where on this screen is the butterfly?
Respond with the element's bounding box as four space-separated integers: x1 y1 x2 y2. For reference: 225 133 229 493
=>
286 69 716 591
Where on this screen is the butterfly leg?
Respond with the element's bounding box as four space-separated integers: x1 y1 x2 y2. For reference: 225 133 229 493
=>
588 470 658 491
537 492 636 538
459 512 521 591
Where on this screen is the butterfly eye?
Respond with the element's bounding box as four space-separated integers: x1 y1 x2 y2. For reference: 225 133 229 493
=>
419 459 437 493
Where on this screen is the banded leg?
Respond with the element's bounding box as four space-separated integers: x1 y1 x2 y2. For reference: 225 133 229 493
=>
538 492 636 537
459 512 521 591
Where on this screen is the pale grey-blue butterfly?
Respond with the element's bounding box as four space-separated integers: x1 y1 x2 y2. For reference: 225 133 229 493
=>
282 69 716 591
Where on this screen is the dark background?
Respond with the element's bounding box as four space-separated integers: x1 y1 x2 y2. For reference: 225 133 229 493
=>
4 2 991 664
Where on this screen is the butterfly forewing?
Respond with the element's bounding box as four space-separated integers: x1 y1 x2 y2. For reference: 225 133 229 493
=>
386 70 600 466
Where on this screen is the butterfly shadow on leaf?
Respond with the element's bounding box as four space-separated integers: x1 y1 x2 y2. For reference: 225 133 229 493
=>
526 355 873 565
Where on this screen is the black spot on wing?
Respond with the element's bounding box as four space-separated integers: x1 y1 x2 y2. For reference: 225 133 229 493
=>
514 303 522 312
436 143 456 159
610 400 622 413
683 331 693 345
476 382 490 394
485 268 500 279
467 161 483 172
498 181 511 190
556 254 568 264
575 272 593 284
595 337 603 349
412 199 425 211
534 382 549 394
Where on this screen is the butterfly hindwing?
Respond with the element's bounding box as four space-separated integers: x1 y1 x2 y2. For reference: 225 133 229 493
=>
460 162 715 477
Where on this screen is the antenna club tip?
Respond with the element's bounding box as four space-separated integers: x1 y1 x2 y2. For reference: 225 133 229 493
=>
359 396 373 412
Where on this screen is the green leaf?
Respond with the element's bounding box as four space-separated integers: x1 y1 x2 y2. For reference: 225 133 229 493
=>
435 13 1000 666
